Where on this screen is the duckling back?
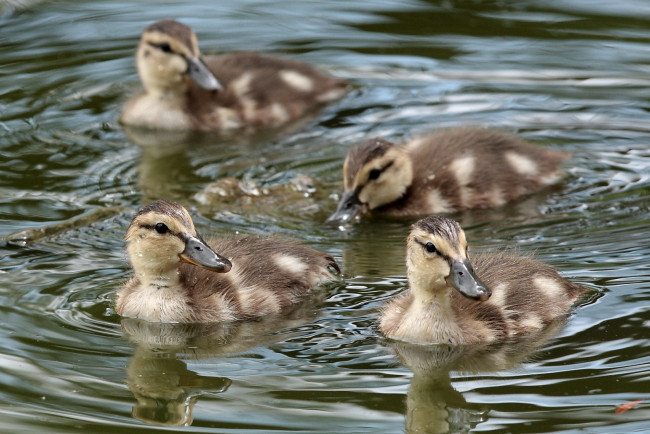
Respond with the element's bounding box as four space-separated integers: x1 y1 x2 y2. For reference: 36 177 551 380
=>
178 235 339 322
400 128 568 214
195 53 348 129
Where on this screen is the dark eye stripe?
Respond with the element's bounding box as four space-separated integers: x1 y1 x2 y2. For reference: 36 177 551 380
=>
367 161 394 182
147 41 174 54
139 223 185 241
415 239 452 261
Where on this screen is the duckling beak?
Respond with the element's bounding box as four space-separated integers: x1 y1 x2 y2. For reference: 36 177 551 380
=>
180 235 232 272
448 258 491 301
186 56 223 91
326 190 364 225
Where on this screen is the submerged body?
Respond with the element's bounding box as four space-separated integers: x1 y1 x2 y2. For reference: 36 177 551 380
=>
116 200 338 323
380 216 585 344
328 128 568 224
121 20 347 131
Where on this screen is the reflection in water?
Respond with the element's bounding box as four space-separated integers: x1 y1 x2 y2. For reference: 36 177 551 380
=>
126 345 231 426
121 292 324 426
392 320 565 433
123 124 333 217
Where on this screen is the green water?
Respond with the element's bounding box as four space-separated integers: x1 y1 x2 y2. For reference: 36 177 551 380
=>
1 0 649 432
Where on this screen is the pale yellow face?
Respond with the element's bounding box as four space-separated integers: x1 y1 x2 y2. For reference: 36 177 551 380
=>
125 209 196 277
406 226 469 294
136 30 199 95
347 146 414 210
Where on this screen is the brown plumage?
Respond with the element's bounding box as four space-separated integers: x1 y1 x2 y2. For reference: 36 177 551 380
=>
120 19 348 131
379 216 585 345
116 200 339 323
327 128 569 224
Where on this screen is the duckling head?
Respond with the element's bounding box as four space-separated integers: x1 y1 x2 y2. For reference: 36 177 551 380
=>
136 20 223 97
125 200 231 280
326 138 413 224
406 216 490 302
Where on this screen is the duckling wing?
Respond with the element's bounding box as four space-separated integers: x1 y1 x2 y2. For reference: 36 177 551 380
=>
405 128 568 212
197 53 347 126
464 252 585 338
180 235 338 321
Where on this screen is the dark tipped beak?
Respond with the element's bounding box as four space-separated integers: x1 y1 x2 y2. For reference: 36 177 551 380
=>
180 235 232 272
326 190 363 225
448 258 491 301
186 56 223 91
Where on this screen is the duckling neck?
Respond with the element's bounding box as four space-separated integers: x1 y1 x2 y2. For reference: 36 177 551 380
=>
135 268 183 291
127 244 185 291
145 82 188 102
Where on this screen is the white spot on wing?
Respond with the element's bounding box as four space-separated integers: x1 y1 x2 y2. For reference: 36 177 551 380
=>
533 276 565 299
280 70 314 92
449 155 475 186
488 282 509 307
428 189 455 213
274 254 308 275
404 137 427 152
270 103 290 122
230 72 253 96
538 171 564 186
521 313 543 330
449 155 475 207
489 187 506 207
505 152 538 177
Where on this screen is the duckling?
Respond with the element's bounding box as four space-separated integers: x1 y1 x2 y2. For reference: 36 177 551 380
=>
120 19 348 131
326 128 568 224
116 199 339 323
379 216 585 345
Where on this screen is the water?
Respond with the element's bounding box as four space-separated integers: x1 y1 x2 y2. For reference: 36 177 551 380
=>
1 0 649 432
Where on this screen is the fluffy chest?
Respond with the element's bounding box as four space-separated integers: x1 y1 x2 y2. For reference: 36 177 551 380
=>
121 283 193 323
122 94 194 130
393 298 468 345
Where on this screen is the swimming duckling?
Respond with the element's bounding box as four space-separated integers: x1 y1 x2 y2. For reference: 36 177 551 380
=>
327 128 568 224
380 216 585 345
116 199 339 323
120 19 348 131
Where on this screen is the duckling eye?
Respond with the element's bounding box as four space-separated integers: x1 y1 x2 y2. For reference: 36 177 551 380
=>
154 223 169 234
424 242 437 254
368 168 381 180
159 42 172 53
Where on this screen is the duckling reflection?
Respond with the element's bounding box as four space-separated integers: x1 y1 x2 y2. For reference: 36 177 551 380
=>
126 123 330 211
392 320 565 433
126 344 231 427
122 293 324 426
